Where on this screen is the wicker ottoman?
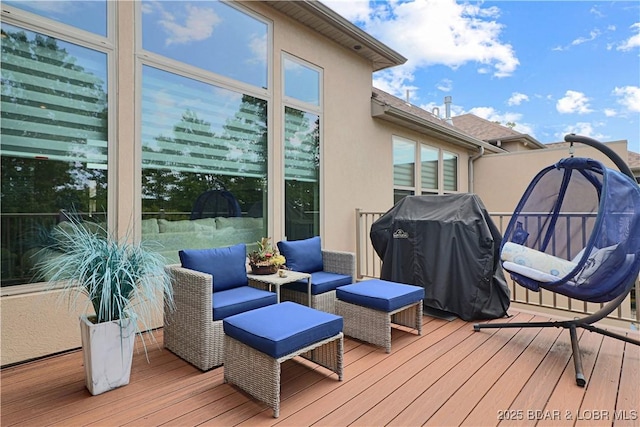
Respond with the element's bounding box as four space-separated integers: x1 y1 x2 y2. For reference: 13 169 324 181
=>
223 302 343 418
336 280 424 353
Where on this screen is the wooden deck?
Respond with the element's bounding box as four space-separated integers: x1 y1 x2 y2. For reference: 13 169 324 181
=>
2 308 638 427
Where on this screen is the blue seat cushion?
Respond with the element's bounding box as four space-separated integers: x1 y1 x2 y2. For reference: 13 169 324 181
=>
179 243 248 292
223 302 343 358
283 271 353 295
277 236 323 273
213 286 277 321
336 279 425 312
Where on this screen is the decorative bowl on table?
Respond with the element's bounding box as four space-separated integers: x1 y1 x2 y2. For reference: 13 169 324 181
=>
248 237 286 275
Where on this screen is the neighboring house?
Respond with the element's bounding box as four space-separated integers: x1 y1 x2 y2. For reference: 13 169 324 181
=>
451 113 546 152
545 142 640 184
630 151 640 183
0 0 633 366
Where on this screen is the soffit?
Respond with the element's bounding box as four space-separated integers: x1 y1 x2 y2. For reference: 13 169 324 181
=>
262 0 407 71
371 88 503 154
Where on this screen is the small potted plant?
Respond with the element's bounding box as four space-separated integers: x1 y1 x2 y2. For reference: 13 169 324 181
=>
248 237 286 275
35 218 174 395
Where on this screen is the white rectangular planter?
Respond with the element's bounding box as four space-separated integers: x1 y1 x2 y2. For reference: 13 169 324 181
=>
79 315 136 395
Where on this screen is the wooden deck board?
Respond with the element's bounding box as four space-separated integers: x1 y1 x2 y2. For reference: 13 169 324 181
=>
457 319 564 427
615 340 640 427
1 308 637 427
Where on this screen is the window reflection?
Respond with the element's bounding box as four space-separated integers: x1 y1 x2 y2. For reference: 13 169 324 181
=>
4 1 107 37
140 66 268 263
284 107 319 240
284 56 320 106
393 137 415 187
0 23 108 286
443 151 458 192
142 1 268 89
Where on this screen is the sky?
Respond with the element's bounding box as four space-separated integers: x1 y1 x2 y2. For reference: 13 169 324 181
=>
323 0 640 152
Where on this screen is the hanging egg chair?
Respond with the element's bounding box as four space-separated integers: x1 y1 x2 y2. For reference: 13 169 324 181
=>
474 134 640 387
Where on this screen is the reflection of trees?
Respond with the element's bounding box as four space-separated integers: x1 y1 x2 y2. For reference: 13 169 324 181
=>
141 94 268 217
285 110 320 239
1 27 108 215
1 26 108 285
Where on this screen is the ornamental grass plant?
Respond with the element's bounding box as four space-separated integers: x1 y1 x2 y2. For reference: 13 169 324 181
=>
35 218 174 331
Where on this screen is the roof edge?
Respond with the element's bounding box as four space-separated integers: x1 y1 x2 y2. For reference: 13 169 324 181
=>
372 98 504 154
263 0 407 71
486 134 547 149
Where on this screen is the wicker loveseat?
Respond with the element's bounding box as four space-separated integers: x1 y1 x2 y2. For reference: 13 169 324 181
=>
163 243 277 371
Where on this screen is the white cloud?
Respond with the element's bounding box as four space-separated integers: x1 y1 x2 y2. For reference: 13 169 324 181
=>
329 0 519 97
603 108 617 117
156 4 221 46
10 0 73 14
613 85 640 112
507 92 529 106
437 79 453 92
373 67 417 99
570 29 601 47
247 33 267 65
556 90 593 114
617 23 640 51
467 106 534 135
556 122 608 142
589 6 605 18
323 0 372 24
418 100 464 120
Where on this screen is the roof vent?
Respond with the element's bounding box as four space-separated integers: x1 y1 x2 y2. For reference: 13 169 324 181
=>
444 96 453 125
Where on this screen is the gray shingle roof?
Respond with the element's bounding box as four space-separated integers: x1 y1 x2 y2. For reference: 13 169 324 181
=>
450 114 522 141
545 141 640 169
372 87 456 130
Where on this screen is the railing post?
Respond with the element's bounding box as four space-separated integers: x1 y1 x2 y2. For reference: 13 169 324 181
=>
355 208 362 280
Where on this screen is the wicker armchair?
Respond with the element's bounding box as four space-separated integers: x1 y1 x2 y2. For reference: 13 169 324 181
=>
278 238 356 314
163 263 276 371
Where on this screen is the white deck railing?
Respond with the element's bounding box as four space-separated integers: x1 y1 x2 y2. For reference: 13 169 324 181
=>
355 209 639 325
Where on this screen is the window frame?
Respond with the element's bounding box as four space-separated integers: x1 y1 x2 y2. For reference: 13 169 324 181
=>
135 1 274 238
0 3 116 291
281 53 323 240
282 52 323 110
392 135 460 198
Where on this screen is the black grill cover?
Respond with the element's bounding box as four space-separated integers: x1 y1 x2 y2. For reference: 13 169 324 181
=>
370 194 510 321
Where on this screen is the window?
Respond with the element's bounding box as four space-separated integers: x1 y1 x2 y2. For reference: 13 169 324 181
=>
392 136 459 202
1 22 109 286
283 55 320 106
142 1 268 89
140 65 269 236
3 1 107 37
283 55 321 240
393 136 415 203
420 145 438 192
443 151 458 192
139 2 271 261
284 107 320 240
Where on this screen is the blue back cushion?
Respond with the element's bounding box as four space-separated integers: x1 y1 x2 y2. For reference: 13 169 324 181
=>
179 243 248 292
277 236 323 273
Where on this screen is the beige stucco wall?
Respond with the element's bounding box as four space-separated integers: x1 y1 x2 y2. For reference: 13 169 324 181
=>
473 140 631 214
259 2 392 252
1 2 405 366
1 1 531 366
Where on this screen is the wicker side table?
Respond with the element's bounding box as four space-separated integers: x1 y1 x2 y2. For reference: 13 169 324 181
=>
247 270 312 305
